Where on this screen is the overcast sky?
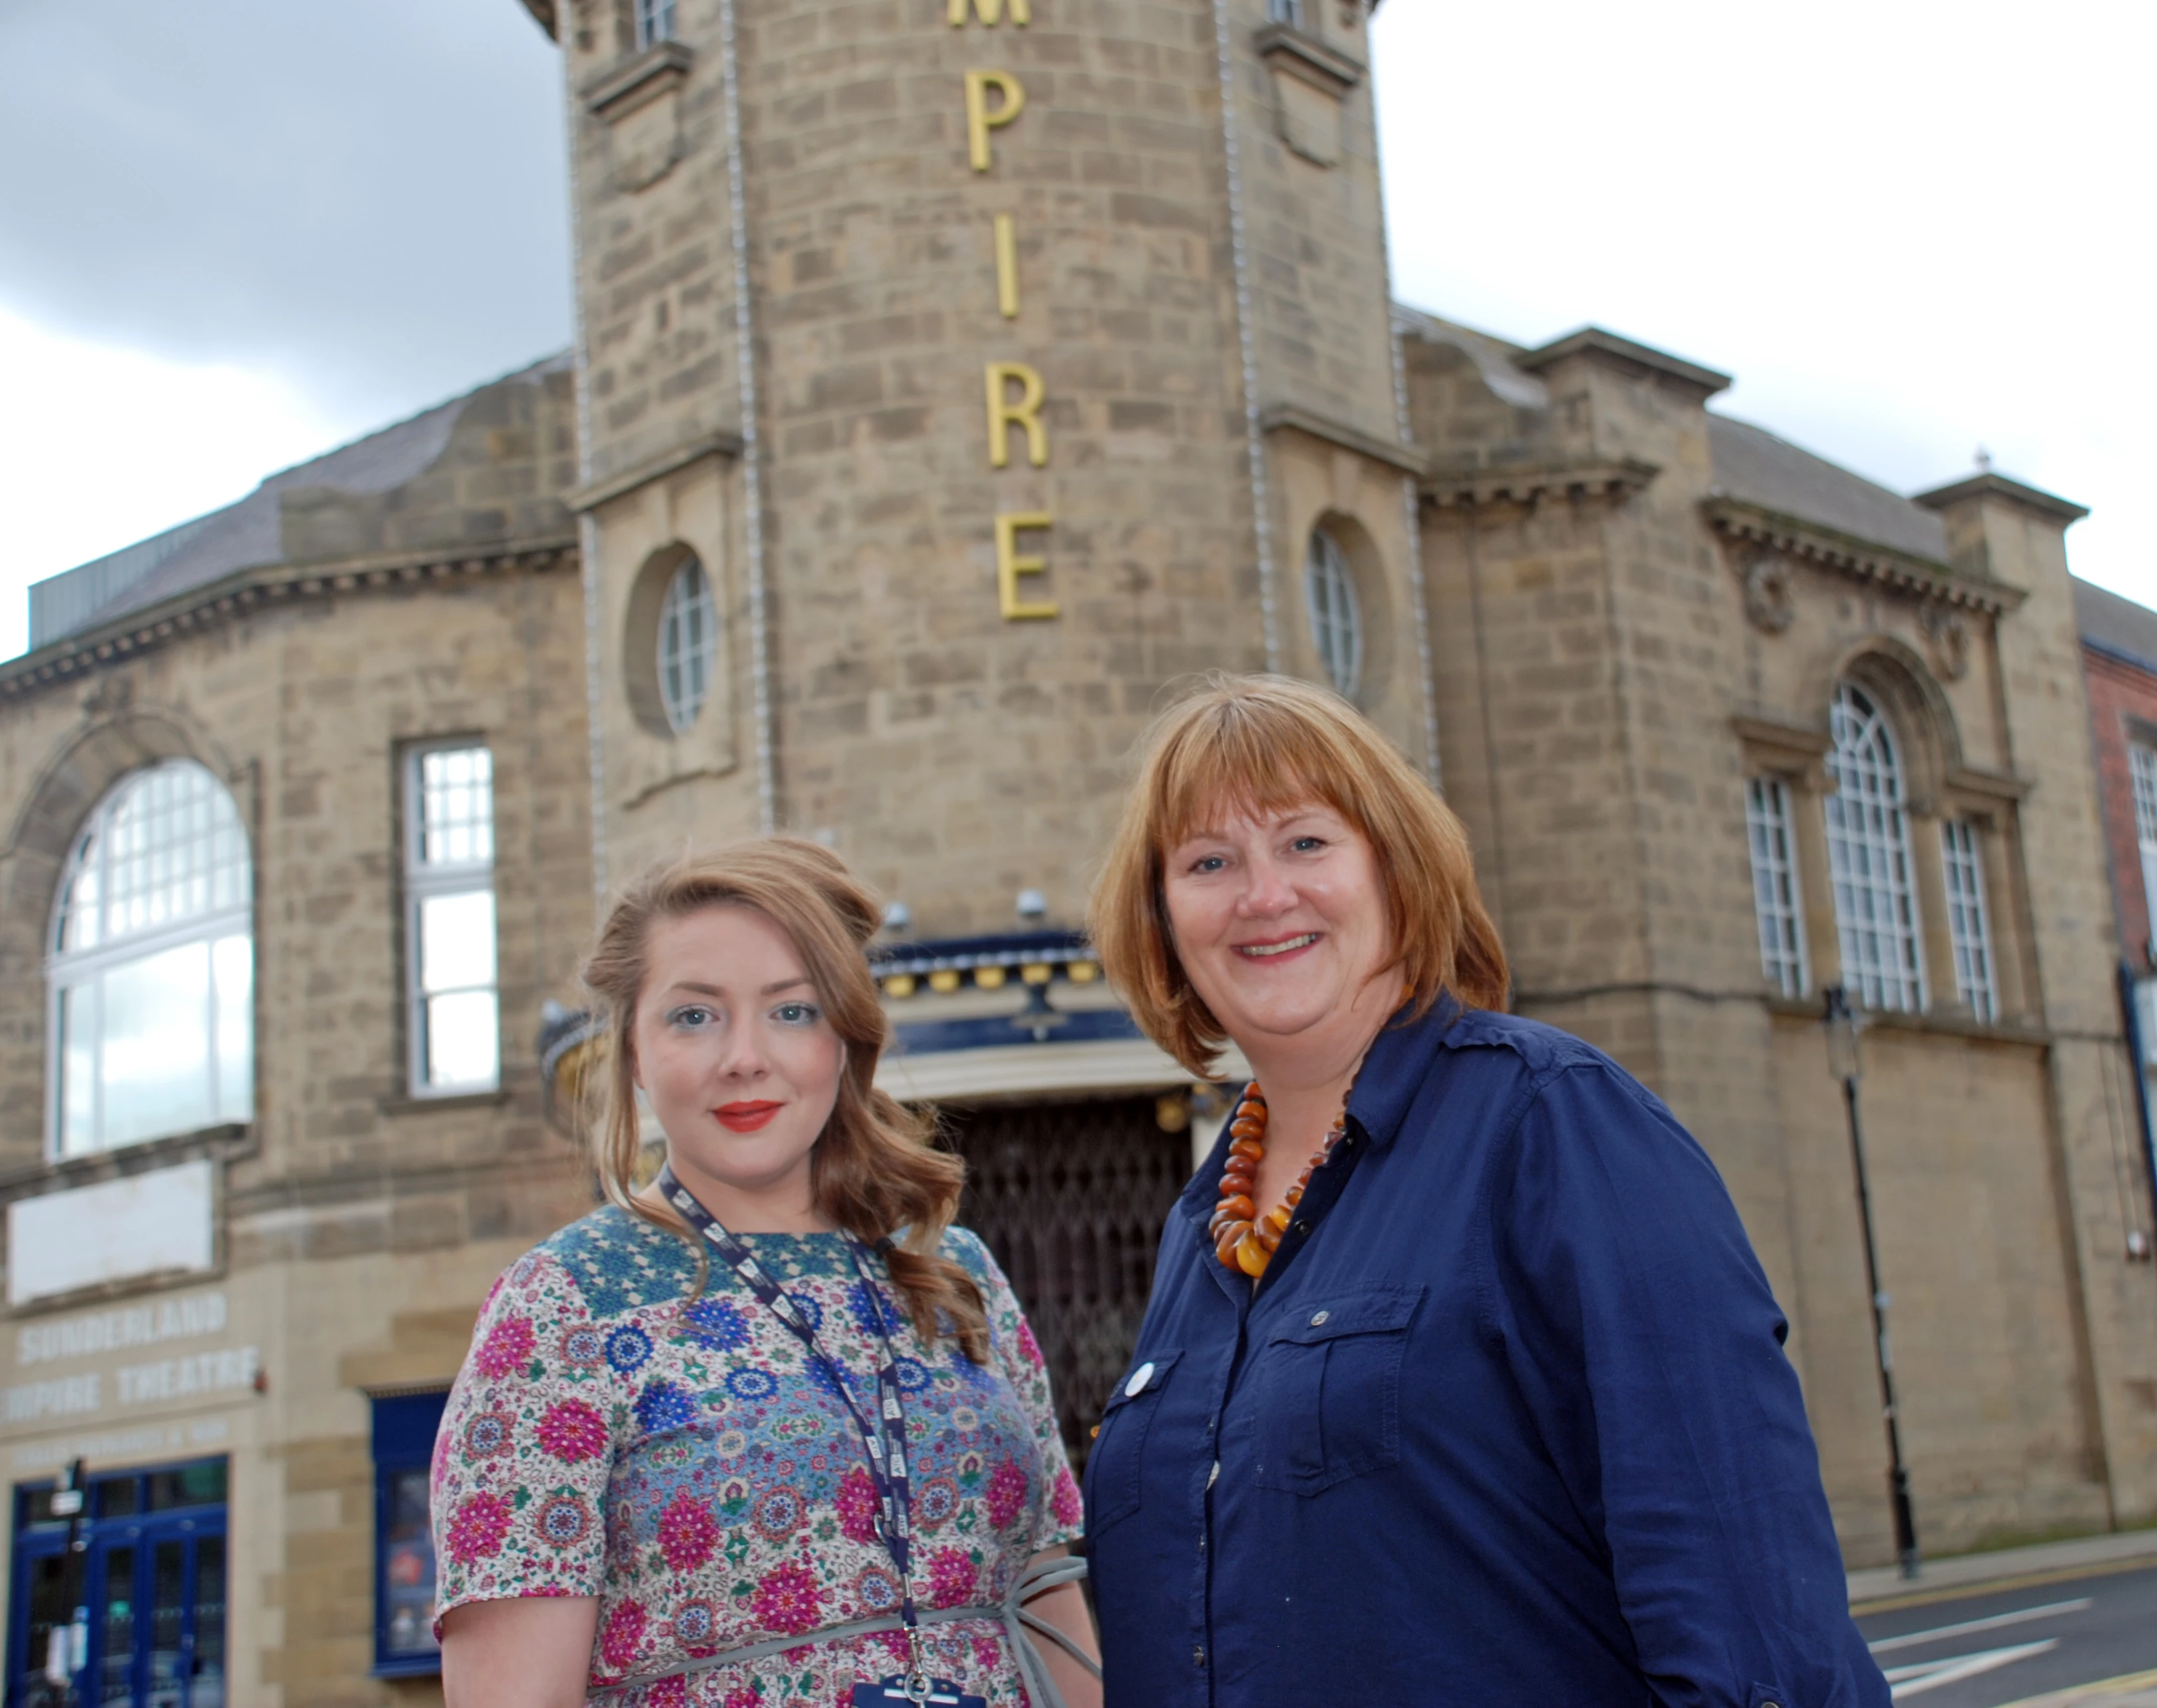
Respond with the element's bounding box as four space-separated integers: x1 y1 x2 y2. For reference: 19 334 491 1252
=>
0 0 2148 660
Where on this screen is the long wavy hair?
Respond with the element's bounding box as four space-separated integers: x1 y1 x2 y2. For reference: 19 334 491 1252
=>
581 838 989 1362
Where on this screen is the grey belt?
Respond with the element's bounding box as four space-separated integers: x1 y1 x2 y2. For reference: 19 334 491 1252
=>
591 1554 1099 1708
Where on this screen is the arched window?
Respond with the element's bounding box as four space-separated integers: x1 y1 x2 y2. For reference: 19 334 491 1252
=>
657 555 716 733
1824 683 1926 1012
50 759 254 1155
1304 527 1362 701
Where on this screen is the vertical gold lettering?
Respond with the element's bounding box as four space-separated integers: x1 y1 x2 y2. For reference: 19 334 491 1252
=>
984 362 1048 467
994 214 1020 319
996 513 1057 619
949 0 1030 23
964 70 1026 172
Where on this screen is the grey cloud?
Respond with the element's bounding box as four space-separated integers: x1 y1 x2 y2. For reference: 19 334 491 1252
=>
0 0 572 422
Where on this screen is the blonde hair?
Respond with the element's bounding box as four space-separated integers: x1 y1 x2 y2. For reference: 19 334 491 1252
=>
1089 673 1509 1075
581 838 989 1361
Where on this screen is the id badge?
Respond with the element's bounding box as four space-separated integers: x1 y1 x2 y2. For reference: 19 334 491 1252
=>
852 1677 988 1708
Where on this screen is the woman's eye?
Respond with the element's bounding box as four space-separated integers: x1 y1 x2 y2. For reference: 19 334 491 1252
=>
667 1005 715 1028
1291 836 1326 854
1189 854 1227 874
772 1002 822 1026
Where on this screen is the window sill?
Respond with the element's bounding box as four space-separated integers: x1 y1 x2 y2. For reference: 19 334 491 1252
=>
0 1123 254 1201
376 1089 511 1118
1764 995 2051 1046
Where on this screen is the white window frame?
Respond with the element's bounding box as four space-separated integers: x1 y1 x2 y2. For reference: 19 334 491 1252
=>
1939 818 1998 1023
1267 0 1305 25
635 0 677 49
46 759 254 1158
2130 743 2157 954
1303 528 1362 702
404 743 499 1098
657 555 717 734
1745 776 1808 998
1824 682 1928 1013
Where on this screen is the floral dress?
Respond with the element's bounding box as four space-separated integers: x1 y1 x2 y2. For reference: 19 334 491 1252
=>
432 1205 1083 1706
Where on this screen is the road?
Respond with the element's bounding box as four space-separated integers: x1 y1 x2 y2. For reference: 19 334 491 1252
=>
1853 1563 2157 1705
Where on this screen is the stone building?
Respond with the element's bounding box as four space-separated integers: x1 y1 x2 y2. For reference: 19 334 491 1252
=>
0 0 2150 1700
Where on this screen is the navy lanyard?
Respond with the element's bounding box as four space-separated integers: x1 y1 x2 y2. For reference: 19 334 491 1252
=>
654 1167 933 1682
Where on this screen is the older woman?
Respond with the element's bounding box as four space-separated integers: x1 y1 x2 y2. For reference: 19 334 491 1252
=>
1085 675 1885 1708
434 840 1099 1708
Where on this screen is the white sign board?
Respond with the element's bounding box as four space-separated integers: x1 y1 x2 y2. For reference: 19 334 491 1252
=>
7 1160 217 1307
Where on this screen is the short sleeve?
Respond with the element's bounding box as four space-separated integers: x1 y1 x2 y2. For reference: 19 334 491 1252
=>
950 1229 1085 1549
432 1251 614 1628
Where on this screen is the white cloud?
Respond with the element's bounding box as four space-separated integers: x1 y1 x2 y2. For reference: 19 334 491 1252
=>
0 308 351 659
1371 0 2156 605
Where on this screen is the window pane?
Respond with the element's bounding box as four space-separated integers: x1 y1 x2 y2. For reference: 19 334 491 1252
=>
1824 683 1925 1012
419 892 497 994
416 747 494 868
1745 778 1807 997
194 1534 228 1699
100 942 216 1148
1941 820 1997 1022
212 935 254 1121
148 1460 227 1510
1303 530 1361 701
425 991 499 1089
382 1468 441 1656
59 980 99 1157
57 760 248 955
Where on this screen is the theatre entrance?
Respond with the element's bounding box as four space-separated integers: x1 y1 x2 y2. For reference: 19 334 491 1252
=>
946 1093 1193 1468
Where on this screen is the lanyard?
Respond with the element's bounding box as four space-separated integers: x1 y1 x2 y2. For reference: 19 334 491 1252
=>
654 1166 936 1695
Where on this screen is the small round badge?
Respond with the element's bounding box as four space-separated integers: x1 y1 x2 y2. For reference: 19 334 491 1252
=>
1125 1361 1156 1398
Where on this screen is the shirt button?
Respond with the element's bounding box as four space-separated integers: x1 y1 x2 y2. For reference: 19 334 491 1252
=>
1310 1310 1329 1326
1193 1645 1207 1667
1293 1219 1309 1235
1207 1460 1219 1488
1125 1361 1155 1398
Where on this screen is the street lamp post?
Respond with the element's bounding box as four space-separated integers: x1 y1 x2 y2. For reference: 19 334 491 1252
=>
1823 984 1921 1580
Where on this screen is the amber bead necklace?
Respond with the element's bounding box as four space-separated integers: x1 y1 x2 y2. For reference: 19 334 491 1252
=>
1208 1082 1349 1278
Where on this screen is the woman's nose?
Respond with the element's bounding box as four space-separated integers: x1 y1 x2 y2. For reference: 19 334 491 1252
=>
1236 857 1296 916
713 1023 769 1079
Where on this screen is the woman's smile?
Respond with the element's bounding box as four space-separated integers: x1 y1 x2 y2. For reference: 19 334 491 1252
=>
1234 931 1322 960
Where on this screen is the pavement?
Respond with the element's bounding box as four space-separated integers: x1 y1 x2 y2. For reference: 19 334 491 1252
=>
1849 1528 2157 1609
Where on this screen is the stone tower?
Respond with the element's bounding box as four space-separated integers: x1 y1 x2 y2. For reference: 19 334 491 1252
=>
537 0 1430 929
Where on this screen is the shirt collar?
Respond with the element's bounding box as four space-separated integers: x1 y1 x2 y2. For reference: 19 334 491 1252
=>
1344 992 1465 1149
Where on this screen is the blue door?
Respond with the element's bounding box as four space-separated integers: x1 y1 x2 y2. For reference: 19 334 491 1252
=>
9 1461 227 1708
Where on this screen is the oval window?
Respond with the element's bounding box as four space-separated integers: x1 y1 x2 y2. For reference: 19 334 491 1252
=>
657 555 716 733
1303 528 1362 701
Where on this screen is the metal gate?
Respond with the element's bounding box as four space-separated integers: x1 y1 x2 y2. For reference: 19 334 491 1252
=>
946 1094 1191 1468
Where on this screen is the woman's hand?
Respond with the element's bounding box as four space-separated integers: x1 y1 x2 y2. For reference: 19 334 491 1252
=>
1024 1545 1103 1708
441 1596 599 1708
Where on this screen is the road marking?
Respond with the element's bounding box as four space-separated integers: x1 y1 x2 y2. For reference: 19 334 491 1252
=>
1884 1640 2058 1698
1869 1599 2093 1655
1993 1667 2157 1707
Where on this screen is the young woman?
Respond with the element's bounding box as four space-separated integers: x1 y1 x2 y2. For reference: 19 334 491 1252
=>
434 840 1099 1708
1083 674 1887 1708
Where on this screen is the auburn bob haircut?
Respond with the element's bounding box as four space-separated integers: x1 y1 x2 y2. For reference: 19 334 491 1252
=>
581 838 989 1362
1089 673 1510 1077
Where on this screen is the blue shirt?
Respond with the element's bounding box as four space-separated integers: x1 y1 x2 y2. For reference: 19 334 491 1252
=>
1085 1000 1889 1708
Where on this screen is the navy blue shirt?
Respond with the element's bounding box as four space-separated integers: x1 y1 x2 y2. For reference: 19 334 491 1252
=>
1085 1001 1888 1708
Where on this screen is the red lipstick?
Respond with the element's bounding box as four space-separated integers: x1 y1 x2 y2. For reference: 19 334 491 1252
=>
715 1101 784 1133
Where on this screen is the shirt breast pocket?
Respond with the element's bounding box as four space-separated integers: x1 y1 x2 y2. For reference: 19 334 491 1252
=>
1253 1286 1424 1496
1083 1348 1183 1538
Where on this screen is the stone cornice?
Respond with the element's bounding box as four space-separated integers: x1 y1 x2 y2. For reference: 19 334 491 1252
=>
569 429 744 513
1943 763 2032 804
582 39 694 123
0 536 577 705
1252 23 1366 95
1259 404 1421 476
517 0 556 37
1913 471 2090 527
1420 457 1658 511
1516 327 1731 398
1703 495 2024 616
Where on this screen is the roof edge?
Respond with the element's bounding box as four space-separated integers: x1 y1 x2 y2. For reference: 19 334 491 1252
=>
519 0 557 39
1516 326 1732 397
1912 471 2089 526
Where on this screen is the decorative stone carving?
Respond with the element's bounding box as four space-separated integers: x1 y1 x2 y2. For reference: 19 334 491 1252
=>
1923 605 1971 681
80 673 134 720
1741 556 1795 634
